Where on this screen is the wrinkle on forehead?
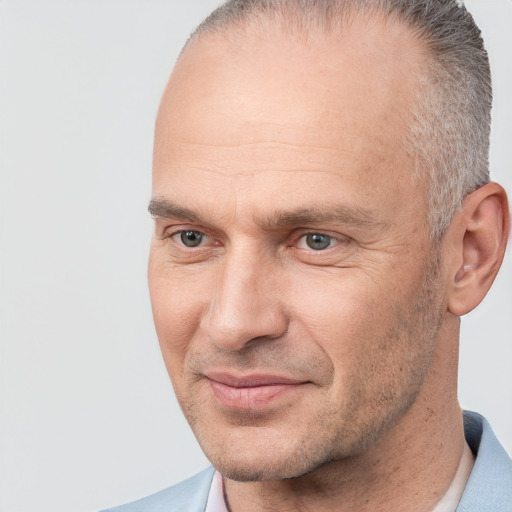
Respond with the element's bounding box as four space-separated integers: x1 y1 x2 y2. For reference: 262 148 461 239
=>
153 139 367 182
155 166 355 180
159 140 357 153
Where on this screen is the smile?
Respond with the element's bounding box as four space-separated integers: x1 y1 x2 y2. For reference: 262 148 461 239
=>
205 372 308 410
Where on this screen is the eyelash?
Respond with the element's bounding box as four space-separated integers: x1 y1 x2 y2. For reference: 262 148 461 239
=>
294 233 342 252
167 229 213 248
165 228 348 254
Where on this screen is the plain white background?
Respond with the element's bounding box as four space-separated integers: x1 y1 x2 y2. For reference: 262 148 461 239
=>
0 1 510 511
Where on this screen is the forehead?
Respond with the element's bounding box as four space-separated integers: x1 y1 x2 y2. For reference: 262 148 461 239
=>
153 14 429 226
158 14 426 138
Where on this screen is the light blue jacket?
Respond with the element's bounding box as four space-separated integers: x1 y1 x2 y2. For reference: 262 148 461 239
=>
457 411 512 511
101 411 512 512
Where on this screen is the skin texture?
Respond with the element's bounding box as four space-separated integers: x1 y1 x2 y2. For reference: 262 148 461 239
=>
148 14 509 512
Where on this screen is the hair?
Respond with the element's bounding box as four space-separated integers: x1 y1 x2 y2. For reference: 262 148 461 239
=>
182 0 492 239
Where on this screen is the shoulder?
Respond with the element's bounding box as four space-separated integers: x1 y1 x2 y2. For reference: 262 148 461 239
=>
457 411 512 512
99 466 216 512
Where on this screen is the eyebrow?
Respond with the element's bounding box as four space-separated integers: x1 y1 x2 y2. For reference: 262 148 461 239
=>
267 206 383 229
148 198 202 223
148 197 384 229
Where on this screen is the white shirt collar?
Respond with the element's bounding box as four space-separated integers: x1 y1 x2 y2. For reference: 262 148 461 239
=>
432 441 474 512
205 470 229 512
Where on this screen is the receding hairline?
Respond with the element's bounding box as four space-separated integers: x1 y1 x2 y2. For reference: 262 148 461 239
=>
180 2 433 64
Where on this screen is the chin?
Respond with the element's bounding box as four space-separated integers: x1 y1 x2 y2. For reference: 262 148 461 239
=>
210 454 323 482
198 426 344 482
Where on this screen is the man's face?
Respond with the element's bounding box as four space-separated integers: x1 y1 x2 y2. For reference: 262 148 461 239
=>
149 19 447 481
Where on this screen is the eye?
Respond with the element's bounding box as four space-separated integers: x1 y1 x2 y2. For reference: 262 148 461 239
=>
176 230 205 247
297 233 335 251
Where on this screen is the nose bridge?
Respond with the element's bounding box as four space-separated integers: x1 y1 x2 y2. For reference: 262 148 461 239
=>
203 242 287 351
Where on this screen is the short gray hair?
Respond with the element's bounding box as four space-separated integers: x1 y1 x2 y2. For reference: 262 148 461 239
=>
184 0 491 239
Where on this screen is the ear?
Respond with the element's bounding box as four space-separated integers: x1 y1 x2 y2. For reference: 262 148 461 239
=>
446 182 510 316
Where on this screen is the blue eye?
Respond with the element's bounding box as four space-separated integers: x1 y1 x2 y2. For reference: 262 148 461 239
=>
179 231 204 247
301 234 333 251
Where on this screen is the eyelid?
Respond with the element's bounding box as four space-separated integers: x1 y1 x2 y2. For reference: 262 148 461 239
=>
294 231 348 249
169 228 205 240
166 226 223 252
158 222 207 239
168 228 205 237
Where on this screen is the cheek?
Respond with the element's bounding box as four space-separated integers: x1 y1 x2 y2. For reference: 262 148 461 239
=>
290 272 381 353
289 269 427 389
148 258 210 376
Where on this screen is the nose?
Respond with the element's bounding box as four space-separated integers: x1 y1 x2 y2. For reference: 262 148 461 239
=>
201 249 289 351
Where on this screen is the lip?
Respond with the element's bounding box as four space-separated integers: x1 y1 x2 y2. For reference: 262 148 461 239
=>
205 372 308 410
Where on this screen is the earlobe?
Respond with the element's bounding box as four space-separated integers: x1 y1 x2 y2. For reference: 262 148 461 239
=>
447 182 510 317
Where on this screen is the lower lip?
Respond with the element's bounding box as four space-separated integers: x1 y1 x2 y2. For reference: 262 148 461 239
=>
208 380 304 410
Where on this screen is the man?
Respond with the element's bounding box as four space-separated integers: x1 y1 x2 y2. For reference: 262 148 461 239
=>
103 0 511 510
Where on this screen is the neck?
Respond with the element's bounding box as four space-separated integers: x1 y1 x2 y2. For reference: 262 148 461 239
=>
224 315 468 512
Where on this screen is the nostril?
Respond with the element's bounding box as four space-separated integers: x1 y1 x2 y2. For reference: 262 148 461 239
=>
203 307 289 352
